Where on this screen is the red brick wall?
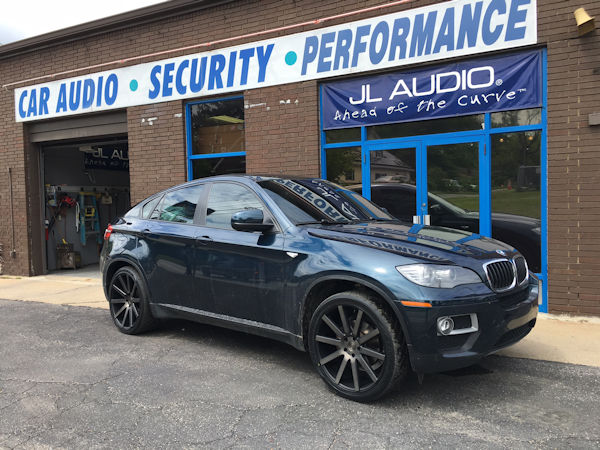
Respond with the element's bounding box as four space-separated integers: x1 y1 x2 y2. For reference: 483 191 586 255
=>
245 81 320 177
539 0 600 316
127 101 186 204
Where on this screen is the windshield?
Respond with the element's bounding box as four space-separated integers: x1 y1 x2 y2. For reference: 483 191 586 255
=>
258 178 395 225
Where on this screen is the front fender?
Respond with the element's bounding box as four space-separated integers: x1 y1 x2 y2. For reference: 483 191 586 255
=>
298 271 413 346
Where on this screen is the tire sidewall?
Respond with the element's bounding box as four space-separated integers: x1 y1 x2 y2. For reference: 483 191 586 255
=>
307 292 399 402
109 266 152 335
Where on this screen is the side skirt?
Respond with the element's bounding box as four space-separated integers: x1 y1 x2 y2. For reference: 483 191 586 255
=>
150 303 305 351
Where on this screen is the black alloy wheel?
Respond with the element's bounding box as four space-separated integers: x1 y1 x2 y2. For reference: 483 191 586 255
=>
109 266 156 335
308 291 407 402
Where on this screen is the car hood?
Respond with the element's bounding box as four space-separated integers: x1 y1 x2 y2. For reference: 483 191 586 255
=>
305 221 517 265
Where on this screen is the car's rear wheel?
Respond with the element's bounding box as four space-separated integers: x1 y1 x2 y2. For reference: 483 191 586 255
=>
307 291 407 402
109 266 156 335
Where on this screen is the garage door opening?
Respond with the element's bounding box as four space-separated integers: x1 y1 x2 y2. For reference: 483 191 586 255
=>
42 137 130 273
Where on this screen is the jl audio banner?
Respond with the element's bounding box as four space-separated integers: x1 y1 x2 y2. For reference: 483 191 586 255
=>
321 50 542 129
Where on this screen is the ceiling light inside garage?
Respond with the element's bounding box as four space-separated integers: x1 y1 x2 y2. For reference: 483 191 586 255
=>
209 115 244 124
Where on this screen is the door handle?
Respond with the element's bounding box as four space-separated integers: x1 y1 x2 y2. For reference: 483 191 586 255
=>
195 235 213 245
142 229 159 239
459 225 470 230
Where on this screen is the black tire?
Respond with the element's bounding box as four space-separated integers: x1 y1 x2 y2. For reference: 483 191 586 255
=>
108 266 156 335
307 291 407 402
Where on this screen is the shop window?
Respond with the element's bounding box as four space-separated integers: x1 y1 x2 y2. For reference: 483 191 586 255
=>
371 187 416 222
325 147 361 186
325 127 361 144
191 155 246 179
186 97 245 180
491 130 541 272
491 108 541 128
371 148 416 185
367 114 484 140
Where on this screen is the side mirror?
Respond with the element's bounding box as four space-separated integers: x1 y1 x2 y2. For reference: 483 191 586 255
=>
231 209 274 232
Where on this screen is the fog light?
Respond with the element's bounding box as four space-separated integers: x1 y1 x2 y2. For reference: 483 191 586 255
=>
437 317 454 335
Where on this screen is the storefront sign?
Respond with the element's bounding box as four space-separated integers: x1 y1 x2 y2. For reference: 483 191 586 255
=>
83 146 129 171
15 0 537 122
321 50 542 129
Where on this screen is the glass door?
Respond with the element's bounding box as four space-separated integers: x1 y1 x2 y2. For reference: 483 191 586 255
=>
365 136 487 234
364 141 421 224
424 136 485 234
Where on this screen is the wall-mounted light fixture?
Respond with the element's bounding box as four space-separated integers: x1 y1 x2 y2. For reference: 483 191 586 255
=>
574 7 596 36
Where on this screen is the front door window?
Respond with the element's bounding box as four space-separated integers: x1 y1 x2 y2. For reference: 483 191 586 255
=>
205 182 264 230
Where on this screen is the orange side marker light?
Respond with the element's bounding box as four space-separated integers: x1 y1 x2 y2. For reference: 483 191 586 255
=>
400 301 432 308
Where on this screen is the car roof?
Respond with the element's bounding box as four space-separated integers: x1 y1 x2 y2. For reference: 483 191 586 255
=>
149 174 324 196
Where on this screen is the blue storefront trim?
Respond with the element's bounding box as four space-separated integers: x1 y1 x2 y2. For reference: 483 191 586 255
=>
319 51 548 312
185 95 246 181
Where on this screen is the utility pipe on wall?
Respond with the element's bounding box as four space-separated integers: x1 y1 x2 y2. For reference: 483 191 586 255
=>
8 167 16 257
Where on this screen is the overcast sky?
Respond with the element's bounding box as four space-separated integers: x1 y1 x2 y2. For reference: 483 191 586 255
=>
0 0 169 45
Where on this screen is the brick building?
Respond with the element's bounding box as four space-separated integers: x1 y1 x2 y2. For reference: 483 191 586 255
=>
0 0 598 316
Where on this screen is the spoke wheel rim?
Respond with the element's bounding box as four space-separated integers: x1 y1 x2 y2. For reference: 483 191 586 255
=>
110 272 142 329
314 303 386 393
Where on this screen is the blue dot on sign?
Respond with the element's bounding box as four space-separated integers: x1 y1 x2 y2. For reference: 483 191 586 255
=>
285 51 297 66
129 80 138 91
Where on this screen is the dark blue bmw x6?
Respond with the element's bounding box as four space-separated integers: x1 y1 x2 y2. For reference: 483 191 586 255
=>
101 175 539 402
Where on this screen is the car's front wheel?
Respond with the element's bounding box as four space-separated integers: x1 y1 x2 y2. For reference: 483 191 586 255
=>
307 291 407 402
108 266 156 335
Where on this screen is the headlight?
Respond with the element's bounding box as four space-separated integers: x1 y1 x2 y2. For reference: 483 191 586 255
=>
396 264 481 288
531 227 541 235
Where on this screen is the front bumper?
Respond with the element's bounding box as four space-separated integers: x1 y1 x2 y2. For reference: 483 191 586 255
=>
403 282 538 374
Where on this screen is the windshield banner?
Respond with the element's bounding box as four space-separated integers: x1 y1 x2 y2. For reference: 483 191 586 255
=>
321 49 542 129
14 0 536 122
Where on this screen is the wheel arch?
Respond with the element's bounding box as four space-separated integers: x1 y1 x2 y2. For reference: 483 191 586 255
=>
299 273 411 351
103 256 150 301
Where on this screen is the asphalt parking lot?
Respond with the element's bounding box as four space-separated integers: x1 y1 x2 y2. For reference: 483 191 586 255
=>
1 298 599 449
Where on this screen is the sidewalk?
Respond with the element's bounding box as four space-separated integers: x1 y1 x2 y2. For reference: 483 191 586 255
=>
1 272 599 367
0 269 107 309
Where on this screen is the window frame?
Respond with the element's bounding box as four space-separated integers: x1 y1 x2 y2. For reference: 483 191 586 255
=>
185 95 246 181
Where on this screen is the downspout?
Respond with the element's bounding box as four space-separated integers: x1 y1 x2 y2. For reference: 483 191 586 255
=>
8 167 16 257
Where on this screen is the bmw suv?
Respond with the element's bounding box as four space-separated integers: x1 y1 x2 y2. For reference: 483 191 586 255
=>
101 176 538 402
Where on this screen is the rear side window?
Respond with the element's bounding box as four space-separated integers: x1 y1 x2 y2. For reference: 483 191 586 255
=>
156 185 205 224
142 196 162 219
205 183 264 230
